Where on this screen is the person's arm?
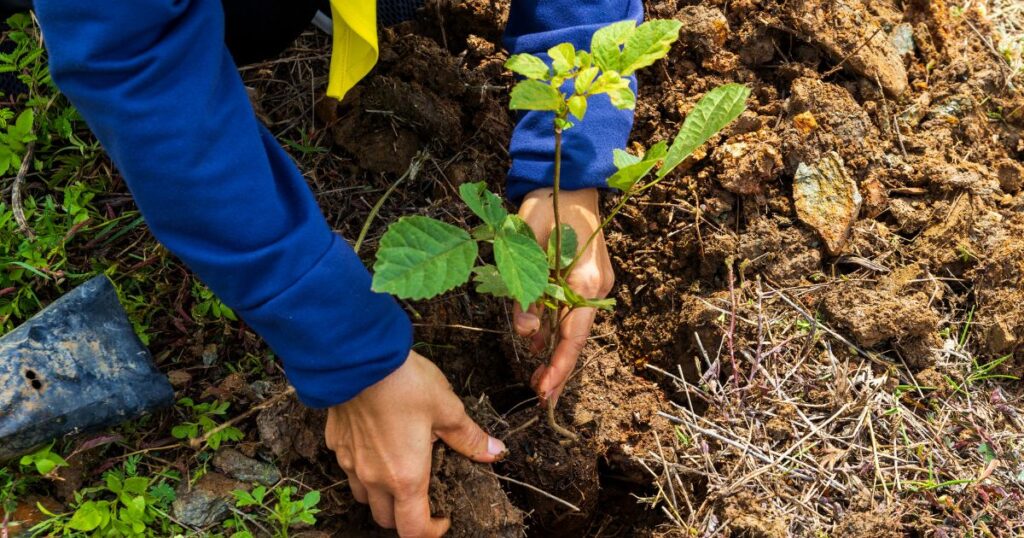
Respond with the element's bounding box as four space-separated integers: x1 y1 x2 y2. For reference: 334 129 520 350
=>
503 0 644 405
34 0 409 408
36 3 505 536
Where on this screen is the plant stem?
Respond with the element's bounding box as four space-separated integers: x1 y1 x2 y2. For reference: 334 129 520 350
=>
552 125 564 283
353 151 425 254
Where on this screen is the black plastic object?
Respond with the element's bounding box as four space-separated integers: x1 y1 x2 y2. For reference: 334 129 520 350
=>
0 276 174 461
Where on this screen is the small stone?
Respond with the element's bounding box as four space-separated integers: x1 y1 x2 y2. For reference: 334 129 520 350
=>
213 448 282 486
793 152 862 255
167 369 192 388
997 159 1024 193
713 133 784 195
926 97 971 121
172 473 246 528
889 23 915 57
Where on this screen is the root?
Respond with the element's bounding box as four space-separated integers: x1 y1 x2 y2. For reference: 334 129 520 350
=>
546 401 579 444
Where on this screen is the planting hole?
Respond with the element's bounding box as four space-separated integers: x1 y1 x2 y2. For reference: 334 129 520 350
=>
25 369 36 380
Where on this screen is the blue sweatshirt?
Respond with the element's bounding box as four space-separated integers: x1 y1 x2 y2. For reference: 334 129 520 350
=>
34 0 642 408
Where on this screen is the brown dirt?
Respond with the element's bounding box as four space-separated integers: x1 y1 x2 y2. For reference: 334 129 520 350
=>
247 0 1024 534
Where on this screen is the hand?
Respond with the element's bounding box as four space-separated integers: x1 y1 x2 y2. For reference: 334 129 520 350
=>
513 187 614 407
325 351 506 537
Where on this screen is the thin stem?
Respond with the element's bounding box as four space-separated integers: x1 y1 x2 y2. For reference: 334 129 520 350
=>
552 125 564 283
353 151 425 254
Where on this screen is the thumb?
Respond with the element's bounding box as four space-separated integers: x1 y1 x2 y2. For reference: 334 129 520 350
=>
433 392 507 463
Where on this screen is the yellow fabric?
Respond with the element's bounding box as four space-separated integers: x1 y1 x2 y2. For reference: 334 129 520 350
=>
326 0 379 100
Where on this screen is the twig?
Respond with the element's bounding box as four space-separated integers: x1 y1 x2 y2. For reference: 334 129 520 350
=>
821 26 884 78
504 415 539 437
11 140 36 239
483 469 581 512
189 387 296 449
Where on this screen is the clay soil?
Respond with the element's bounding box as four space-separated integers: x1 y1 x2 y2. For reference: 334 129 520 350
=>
15 0 1022 536
244 0 1024 535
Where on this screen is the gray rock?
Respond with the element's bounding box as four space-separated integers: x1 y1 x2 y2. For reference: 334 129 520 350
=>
172 473 245 528
213 448 282 486
793 152 862 255
889 23 915 57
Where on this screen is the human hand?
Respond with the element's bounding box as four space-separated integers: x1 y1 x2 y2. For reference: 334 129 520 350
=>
513 187 614 407
325 351 506 537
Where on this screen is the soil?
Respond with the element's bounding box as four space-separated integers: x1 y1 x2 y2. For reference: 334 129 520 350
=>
251 0 1024 535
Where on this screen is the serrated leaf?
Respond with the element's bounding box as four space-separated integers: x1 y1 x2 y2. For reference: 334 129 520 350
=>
592 20 636 72
613 149 642 169
501 214 537 242
459 181 508 228
505 53 550 80
575 66 599 94
607 141 668 191
372 216 478 300
548 43 576 74
660 83 750 179
567 95 587 120
472 265 513 298
509 79 563 112
619 19 683 75
608 85 636 109
547 224 578 270
494 229 548 310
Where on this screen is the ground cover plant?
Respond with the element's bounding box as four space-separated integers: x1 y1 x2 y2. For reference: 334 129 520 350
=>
3 0 1024 536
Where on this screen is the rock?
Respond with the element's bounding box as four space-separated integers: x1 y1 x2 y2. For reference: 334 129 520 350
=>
782 0 908 97
172 473 245 528
926 96 971 121
713 131 783 195
213 448 282 486
257 395 325 464
793 152 862 255
860 175 888 218
889 23 915 57
996 159 1024 193
675 6 729 52
167 369 192 388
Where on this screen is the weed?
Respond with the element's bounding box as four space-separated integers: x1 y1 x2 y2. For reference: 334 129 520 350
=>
191 281 238 322
171 398 244 450
226 485 321 538
18 443 67 477
30 465 180 536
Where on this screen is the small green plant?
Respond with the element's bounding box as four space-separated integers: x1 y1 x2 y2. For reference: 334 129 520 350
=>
31 466 179 537
19 443 68 476
370 20 748 439
226 485 321 538
171 398 244 450
191 281 238 322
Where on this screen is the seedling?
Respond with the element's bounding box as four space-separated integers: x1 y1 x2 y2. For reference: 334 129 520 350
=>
371 20 749 440
171 398 244 450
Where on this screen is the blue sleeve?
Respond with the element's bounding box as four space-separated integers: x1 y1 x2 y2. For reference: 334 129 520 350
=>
34 0 412 408
503 0 644 203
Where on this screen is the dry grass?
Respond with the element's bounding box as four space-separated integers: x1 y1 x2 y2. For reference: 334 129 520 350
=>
635 275 1024 536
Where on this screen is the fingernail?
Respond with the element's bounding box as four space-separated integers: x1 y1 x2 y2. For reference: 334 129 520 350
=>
487 436 507 457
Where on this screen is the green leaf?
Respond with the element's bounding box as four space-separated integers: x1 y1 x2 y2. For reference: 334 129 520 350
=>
608 85 636 109
68 501 106 532
458 182 508 229
547 224 577 270
619 19 683 75
659 83 750 179
472 265 513 298
567 95 587 120
548 43 576 74
494 229 548 310
509 79 563 112
591 20 636 72
504 53 550 80
575 50 592 70
613 149 642 169
500 214 537 242
583 297 617 311
372 216 478 300
574 66 599 94
607 141 668 191
302 491 321 509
